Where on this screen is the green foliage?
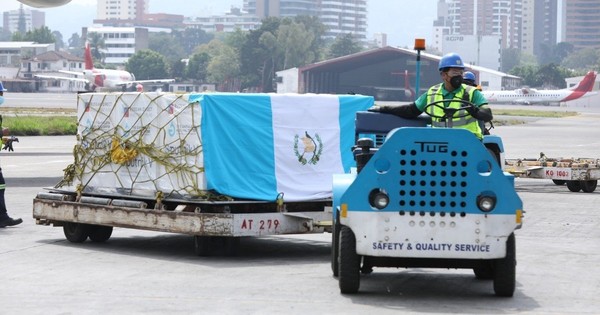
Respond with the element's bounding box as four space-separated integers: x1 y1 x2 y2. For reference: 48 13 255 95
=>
538 42 574 66
186 51 210 81
328 33 363 59
149 32 186 62
195 40 240 84
561 47 600 72
11 26 56 44
510 63 574 88
3 116 77 136
238 16 326 92
87 32 106 64
125 49 169 80
172 28 214 56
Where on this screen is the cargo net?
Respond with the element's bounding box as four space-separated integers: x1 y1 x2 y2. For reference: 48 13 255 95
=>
57 92 228 202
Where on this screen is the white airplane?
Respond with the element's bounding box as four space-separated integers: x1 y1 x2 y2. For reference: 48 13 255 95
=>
482 71 597 105
35 42 175 92
17 0 72 8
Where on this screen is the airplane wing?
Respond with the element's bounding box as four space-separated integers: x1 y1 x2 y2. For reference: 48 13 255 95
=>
58 70 85 76
35 74 90 83
115 79 176 86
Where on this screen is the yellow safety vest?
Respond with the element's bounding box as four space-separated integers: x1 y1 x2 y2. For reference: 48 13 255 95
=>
426 84 483 139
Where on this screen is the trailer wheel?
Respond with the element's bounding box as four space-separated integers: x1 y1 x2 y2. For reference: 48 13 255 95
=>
338 226 360 294
552 180 566 185
566 181 582 192
473 261 494 279
194 235 214 256
88 225 113 242
63 222 91 243
581 180 597 193
493 233 516 297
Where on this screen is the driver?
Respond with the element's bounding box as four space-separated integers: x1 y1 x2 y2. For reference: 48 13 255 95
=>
369 52 492 140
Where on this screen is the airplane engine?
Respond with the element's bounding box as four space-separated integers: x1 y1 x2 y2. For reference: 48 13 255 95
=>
17 0 72 8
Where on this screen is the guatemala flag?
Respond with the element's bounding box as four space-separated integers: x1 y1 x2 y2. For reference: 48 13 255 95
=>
190 93 373 201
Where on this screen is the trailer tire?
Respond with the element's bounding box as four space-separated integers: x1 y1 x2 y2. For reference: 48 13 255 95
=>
63 222 91 243
566 181 582 192
88 225 113 242
581 180 597 193
493 233 516 297
338 226 360 294
552 180 566 185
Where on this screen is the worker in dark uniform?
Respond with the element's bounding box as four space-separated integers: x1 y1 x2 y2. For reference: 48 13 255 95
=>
369 53 492 140
0 82 22 227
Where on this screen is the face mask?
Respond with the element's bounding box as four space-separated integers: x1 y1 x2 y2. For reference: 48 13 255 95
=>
450 75 463 89
0 96 4 106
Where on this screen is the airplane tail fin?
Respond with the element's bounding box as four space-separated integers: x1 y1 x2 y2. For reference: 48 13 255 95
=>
571 71 596 92
84 42 94 70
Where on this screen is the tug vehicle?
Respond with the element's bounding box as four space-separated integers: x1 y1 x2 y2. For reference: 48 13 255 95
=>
332 101 524 297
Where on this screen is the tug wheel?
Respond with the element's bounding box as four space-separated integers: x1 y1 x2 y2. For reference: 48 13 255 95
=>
338 226 360 294
493 233 516 297
552 180 566 185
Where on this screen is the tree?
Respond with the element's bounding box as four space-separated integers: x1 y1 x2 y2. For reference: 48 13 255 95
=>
538 42 574 66
185 51 210 82
169 59 187 81
12 26 56 44
501 48 521 73
537 63 571 89
125 49 169 80
149 32 186 62
52 31 64 50
196 40 240 85
562 47 600 72
67 33 83 56
172 28 214 56
328 33 362 59
87 32 106 65
510 65 542 87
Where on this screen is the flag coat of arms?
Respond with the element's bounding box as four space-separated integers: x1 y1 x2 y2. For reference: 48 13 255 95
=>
192 93 373 201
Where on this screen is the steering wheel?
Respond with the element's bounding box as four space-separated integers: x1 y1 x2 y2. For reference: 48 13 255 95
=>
422 99 476 120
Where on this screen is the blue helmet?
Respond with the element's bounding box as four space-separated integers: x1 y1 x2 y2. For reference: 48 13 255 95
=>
463 71 476 82
438 53 464 71
0 82 6 92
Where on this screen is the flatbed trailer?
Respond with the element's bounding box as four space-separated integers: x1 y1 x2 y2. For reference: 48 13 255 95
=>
33 189 332 255
504 155 600 192
31 92 374 255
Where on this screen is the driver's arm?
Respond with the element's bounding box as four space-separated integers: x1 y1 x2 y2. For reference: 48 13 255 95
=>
369 102 422 118
368 93 425 118
468 90 493 121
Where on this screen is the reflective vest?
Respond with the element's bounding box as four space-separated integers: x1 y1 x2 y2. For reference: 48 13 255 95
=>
426 83 483 139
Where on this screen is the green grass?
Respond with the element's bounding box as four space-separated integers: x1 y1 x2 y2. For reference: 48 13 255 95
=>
2 115 78 136
491 109 578 118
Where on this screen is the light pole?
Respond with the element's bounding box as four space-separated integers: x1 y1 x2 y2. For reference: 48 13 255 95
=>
414 38 426 101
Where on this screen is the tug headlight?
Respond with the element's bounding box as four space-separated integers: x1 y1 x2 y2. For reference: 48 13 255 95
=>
477 195 496 212
369 189 389 210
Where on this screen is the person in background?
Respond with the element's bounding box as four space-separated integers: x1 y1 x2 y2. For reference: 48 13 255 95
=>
0 82 22 228
369 53 492 140
463 71 482 90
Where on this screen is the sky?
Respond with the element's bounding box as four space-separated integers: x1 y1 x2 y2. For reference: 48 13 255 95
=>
4 0 438 48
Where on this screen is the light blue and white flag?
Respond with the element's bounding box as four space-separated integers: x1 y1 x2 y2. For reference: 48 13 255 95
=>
191 93 373 201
